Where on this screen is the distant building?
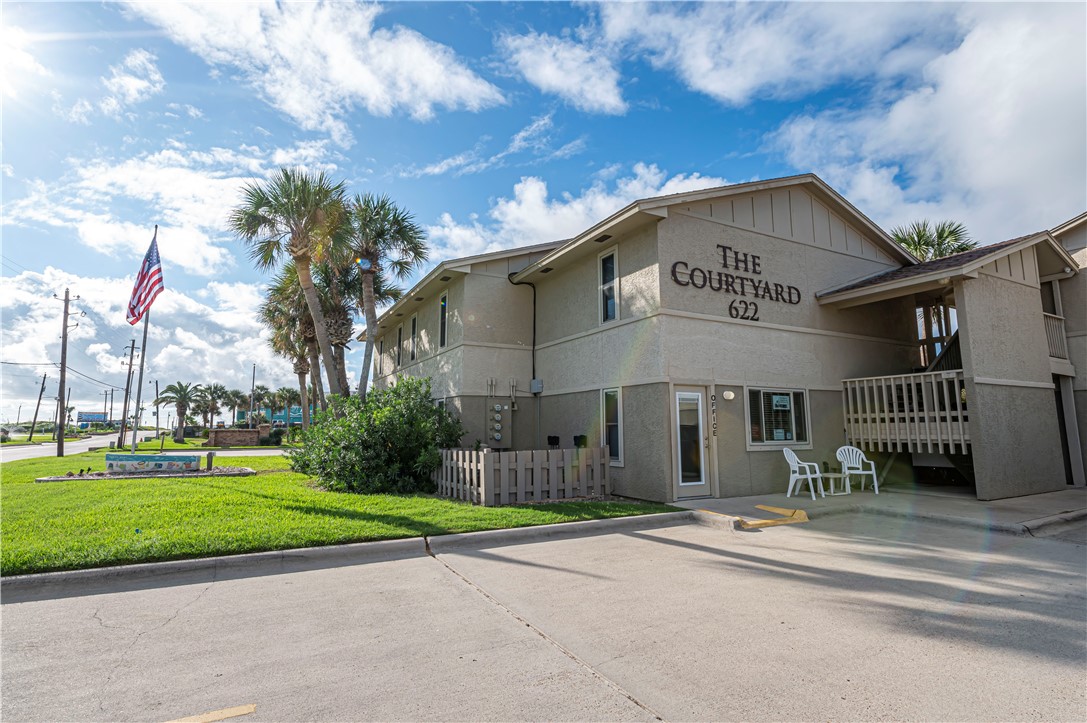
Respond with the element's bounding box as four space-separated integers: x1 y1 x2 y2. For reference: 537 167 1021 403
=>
363 174 1083 502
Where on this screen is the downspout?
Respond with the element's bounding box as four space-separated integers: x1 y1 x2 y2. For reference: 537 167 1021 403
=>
508 273 539 448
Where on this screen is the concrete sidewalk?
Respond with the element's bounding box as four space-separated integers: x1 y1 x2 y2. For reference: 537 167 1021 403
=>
674 484 1087 538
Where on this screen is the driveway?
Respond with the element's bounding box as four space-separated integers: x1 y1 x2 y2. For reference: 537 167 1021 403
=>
3 514 1084 721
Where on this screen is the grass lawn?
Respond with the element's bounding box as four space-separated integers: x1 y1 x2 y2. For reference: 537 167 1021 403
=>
1 452 675 576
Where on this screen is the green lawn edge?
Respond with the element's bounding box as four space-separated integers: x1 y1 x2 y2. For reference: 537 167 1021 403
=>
1 452 675 576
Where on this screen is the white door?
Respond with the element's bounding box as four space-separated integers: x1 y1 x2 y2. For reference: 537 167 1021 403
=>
674 388 713 498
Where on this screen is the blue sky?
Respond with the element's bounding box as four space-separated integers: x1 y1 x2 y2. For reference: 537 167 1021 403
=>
2 1 1085 424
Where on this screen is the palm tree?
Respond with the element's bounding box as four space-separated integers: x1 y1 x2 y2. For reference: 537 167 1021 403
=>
155 382 202 443
268 262 328 412
275 386 299 425
346 193 427 399
261 290 313 429
204 383 227 426
890 220 976 262
229 167 348 397
225 389 249 427
252 384 271 426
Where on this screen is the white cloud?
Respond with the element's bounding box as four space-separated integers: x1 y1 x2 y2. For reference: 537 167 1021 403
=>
0 24 50 99
3 140 344 276
125 2 504 145
426 163 730 260
767 4 1087 243
0 267 298 424
400 113 587 178
596 3 956 106
500 31 626 114
101 48 165 108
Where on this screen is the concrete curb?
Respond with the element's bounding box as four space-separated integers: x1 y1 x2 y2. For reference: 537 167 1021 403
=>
1021 508 1087 535
426 511 698 553
1 538 426 601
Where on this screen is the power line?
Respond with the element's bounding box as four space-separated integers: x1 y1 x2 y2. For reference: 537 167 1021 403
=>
64 365 125 390
1 254 32 272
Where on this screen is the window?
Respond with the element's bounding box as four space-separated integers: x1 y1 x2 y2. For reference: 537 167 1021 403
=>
601 388 623 465
410 314 418 361
436 399 446 411
377 339 383 376
747 388 809 446
396 325 403 367
439 293 448 348
599 249 618 324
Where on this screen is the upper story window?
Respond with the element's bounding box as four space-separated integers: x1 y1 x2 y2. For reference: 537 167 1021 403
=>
439 293 448 348
599 249 618 324
747 388 809 447
410 314 418 361
396 325 403 367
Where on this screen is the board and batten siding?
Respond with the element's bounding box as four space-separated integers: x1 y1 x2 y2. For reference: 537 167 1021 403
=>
674 187 898 264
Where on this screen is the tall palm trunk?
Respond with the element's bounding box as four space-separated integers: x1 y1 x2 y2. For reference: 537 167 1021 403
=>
174 404 186 443
335 346 350 397
297 372 310 429
294 257 342 397
307 341 327 411
359 269 379 400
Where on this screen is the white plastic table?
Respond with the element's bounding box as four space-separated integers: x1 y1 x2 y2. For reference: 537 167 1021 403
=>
822 472 851 495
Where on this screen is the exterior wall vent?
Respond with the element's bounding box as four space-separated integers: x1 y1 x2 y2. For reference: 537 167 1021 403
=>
439 275 452 281
593 234 612 243
540 267 553 274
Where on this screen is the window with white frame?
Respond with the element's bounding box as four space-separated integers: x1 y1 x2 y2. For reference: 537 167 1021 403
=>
410 314 418 361
396 325 403 367
439 293 448 348
747 388 809 445
377 339 383 376
599 249 618 324
601 387 623 464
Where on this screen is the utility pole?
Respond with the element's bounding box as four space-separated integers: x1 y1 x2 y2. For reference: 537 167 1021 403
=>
116 339 136 448
109 388 114 426
102 390 109 428
27 373 46 443
152 380 160 435
54 287 80 458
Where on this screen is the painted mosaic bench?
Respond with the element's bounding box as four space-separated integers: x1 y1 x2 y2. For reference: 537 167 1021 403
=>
104 453 202 475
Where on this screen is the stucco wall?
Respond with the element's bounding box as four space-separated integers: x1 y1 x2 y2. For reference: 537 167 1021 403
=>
539 383 673 503
956 273 1066 498
535 224 660 346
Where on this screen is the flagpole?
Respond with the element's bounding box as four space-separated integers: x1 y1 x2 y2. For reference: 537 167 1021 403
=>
130 309 151 453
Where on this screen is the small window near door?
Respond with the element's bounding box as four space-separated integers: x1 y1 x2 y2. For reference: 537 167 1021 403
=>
410 314 418 361
396 325 403 367
747 388 809 446
377 339 383 376
599 250 618 324
601 388 623 465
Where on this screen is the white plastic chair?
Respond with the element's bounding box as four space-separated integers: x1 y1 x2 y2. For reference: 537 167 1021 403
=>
836 445 879 494
783 448 824 500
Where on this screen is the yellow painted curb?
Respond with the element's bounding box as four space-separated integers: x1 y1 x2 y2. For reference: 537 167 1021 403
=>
737 505 809 529
167 704 256 723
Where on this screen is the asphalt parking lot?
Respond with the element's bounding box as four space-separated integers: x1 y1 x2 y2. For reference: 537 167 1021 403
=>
3 514 1085 722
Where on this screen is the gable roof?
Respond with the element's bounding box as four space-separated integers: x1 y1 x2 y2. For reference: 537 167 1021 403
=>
357 240 561 342
817 231 1077 308
1052 211 1087 238
511 173 917 282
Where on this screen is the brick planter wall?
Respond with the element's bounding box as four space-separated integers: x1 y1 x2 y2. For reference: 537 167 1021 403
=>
206 428 260 447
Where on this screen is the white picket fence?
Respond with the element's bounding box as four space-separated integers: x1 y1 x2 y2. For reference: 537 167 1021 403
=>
435 447 610 506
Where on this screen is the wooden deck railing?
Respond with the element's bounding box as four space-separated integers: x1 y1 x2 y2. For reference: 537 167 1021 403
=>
1043 313 1069 359
435 447 610 506
842 370 969 455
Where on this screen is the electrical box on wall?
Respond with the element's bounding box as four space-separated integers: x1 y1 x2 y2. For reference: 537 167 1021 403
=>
529 378 544 394
484 398 513 449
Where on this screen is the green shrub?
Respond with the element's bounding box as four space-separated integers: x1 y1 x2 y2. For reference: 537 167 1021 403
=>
289 376 464 494
269 428 285 446
258 435 272 446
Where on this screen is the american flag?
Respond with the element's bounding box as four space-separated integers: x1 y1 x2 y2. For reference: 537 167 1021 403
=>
126 229 165 325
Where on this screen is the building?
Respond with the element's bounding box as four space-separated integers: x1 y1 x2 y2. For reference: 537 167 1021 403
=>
365 174 1084 503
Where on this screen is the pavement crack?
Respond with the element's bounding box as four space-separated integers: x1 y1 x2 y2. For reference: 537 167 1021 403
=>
426 549 665 722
